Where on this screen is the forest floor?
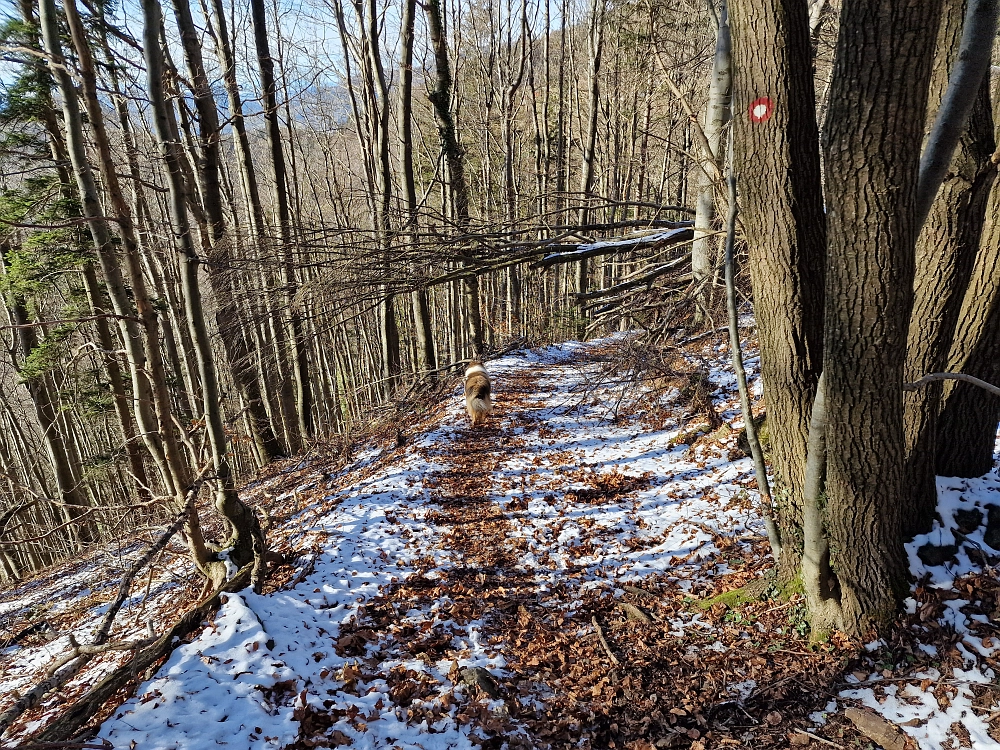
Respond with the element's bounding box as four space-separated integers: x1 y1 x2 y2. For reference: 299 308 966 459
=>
2 333 1000 750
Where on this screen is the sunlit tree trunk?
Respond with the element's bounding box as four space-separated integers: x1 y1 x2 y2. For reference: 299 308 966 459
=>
821 0 943 634
425 0 485 356
691 0 731 322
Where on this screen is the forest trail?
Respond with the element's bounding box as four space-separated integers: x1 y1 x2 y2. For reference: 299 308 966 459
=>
3 336 1000 750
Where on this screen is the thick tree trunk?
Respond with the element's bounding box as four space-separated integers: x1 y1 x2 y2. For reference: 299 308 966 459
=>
821 0 942 634
729 0 826 580
936 179 1000 477
902 0 996 536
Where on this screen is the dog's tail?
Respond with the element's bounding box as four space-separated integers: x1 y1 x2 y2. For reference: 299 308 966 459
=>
469 396 492 425
470 397 492 415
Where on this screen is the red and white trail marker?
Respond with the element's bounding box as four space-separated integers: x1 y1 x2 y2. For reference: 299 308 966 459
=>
749 96 775 123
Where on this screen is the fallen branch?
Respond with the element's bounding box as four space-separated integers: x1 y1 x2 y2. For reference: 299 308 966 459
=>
16 740 113 750
904 371 1000 398
575 254 691 302
844 707 909 750
531 227 694 269
16 564 254 745
617 602 653 624
92 475 208 646
592 616 620 665
794 729 845 749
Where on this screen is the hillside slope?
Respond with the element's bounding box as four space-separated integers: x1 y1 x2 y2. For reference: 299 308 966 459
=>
2 334 999 749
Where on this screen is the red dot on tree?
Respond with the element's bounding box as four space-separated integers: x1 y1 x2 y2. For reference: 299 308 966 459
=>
749 97 775 123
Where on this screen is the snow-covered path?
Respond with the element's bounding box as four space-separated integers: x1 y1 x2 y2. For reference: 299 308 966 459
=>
94 337 773 750
4 335 1000 749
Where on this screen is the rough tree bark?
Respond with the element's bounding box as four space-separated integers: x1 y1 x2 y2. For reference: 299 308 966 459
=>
729 0 826 580
936 179 1000 477
902 0 996 538
821 0 943 634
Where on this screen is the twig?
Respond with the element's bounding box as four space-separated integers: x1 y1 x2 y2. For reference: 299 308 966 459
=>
93 464 212 646
288 552 318 588
15 741 113 749
796 729 845 749
592 616 620 665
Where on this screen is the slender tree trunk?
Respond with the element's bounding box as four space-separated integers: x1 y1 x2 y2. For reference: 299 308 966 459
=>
79 267 151 501
43 0 192 505
399 0 437 378
424 0 485 356
691 0 731 322
15 0 151 508
4 290 94 543
249 0 311 443
171 0 284 462
576 0 605 299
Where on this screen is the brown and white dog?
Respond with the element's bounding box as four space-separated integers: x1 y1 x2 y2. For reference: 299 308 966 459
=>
464 361 492 427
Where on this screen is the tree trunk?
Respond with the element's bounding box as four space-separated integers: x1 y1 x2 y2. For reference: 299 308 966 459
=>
142 0 264 588
936 177 1000 477
79 266 151 502
902 0 996 536
398 0 437 379
249 0 311 443
171 0 284 462
821 0 943 634
576 0 606 300
4 291 94 543
424 0 485 356
728 0 827 581
691 0 731 321
43 0 192 504
15 0 151 509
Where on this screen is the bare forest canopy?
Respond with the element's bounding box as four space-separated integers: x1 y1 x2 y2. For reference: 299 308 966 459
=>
0 0 999 659
0 0 718 585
